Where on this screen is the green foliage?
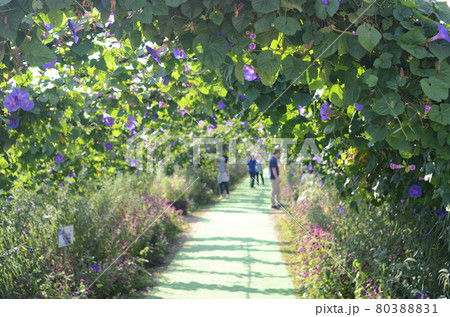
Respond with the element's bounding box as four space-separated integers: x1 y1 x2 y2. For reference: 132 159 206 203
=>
277 177 450 299
0 0 449 297
0 172 186 298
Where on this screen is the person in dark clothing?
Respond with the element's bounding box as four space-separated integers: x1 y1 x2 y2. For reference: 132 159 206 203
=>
217 155 230 198
269 149 281 209
247 155 257 188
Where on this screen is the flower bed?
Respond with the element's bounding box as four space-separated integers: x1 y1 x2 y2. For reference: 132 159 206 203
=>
276 179 449 299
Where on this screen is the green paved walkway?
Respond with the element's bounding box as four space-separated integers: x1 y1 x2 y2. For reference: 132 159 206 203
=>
146 175 295 299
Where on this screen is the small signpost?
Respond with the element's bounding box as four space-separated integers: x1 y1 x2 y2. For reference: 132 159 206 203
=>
58 225 74 256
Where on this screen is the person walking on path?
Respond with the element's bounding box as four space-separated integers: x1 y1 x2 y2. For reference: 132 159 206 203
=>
217 155 230 199
247 154 257 188
255 156 264 186
270 149 281 209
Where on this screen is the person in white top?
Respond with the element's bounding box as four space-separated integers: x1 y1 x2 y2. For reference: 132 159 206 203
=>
255 157 264 186
217 155 230 199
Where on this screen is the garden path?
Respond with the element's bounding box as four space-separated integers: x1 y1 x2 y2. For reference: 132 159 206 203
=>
146 175 295 299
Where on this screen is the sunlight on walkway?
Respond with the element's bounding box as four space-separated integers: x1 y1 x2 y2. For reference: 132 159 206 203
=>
147 175 295 299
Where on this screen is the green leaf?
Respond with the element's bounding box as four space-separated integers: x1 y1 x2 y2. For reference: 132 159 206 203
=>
343 84 360 105
232 11 253 32
258 70 278 87
254 13 275 33
130 30 142 48
22 43 55 67
399 0 418 8
330 84 344 107
0 7 25 42
209 11 224 25
429 104 450 126
0 44 4 62
281 56 307 81
386 131 410 151
181 0 203 19
135 4 153 23
165 0 184 7
372 93 405 116
366 124 388 142
293 92 311 106
420 77 449 102
373 52 393 68
356 23 381 52
0 0 12 6
151 0 169 15
252 0 280 13
363 74 378 87
235 61 244 84
71 41 95 56
257 50 281 74
397 29 428 59
347 36 366 59
123 0 146 10
0 155 9 169
273 16 301 35
44 0 74 11
429 41 450 60
313 31 339 59
193 33 228 69
326 0 340 16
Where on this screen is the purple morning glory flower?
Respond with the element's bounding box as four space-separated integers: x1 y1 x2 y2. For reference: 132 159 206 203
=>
320 102 332 121
67 19 79 44
107 12 115 28
42 55 57 69
3 93 21 112
435 209 447 221
16 88 30 104
145 45 162 65
130 158 137 167
173 47 187 59
21 99 35 111
55 152 64 164
355 103 364 111
91 264 101 272
3 88 34 112
307 163 313 173
198 120 204 127
322 0 329 4
152 113 159 121
339 205 344 213
68 170 74 177
126 115 137 130
248 42 256 51
207 124 216 134
217 100 226 110
431 23 450 42
241 121 248 126
237 93 246 100
297 105 305 116
212 115 217 122
178 109 187 117
162 75 169 86
104 142 113 150
44 23 53 31
408 184 422 199
7 117 19 129
102 114 115 127
249 33 256 40
243 65 260 82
